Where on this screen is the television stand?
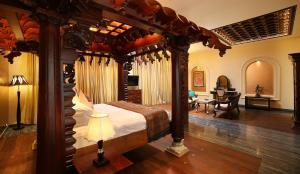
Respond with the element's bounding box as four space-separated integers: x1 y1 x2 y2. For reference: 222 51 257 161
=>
127 89 142 104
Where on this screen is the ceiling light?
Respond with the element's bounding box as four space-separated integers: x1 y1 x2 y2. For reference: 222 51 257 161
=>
89 26 99 32
110 21 122 27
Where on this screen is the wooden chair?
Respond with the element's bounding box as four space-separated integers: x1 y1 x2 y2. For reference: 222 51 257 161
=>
214 93 241 118
216 89 228 102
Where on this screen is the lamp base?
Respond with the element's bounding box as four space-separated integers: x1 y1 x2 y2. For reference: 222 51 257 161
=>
93 158 109 167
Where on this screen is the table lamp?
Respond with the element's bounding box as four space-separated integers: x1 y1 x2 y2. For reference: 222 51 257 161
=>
85 113 115 167
10 75 28 130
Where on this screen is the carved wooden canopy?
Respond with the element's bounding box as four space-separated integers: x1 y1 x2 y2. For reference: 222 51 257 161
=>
0 0 231 63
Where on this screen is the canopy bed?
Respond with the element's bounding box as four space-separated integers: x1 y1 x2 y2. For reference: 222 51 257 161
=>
0 0 230 173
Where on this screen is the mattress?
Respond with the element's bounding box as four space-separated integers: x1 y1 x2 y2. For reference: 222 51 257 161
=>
74 104 145 149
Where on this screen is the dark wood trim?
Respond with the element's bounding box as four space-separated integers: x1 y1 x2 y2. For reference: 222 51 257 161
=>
37 17 65 174
118 63 128 101
170 36 190 142
289 53 300 128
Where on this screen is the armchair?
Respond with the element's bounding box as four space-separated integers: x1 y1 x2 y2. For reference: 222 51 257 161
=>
188 90 198 110
214 93 241 118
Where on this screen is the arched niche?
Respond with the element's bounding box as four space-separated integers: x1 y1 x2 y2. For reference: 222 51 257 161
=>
241 58 280 100
191 66 210 95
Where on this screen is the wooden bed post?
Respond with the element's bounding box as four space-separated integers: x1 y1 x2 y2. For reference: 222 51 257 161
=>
289 53 300 128
61 49 79 173
118 62 128 101
166 36 190 157
37 15 66 174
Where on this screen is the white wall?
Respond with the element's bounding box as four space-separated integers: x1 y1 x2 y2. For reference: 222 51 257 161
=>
188 36 300 109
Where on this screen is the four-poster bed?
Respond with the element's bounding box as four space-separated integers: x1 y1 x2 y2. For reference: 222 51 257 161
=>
0 0 231 173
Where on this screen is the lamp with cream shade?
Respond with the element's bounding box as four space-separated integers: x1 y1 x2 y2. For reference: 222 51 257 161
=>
85 113 115 167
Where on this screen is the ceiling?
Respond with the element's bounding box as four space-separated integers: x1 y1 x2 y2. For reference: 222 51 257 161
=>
157 0 300 53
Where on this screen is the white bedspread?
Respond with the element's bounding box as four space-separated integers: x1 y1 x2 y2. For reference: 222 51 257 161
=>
73 104 147 149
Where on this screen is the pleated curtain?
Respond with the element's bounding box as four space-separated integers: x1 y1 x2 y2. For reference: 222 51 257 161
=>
23 53 39 124
75 56 118 104
132 57 172 105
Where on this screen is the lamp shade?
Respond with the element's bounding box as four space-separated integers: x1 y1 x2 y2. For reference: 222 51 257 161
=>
85 113 115 142
10 75 28 86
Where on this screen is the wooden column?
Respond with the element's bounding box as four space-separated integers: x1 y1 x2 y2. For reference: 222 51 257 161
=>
118 62 128 101
289 53 300 128
37 16 65 174
166 36 190 157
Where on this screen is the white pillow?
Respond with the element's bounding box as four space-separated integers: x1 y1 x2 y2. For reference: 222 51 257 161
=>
77 90 94 110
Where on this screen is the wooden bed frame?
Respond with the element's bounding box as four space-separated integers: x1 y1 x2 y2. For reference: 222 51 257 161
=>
75 130 148 159
0 0 231 173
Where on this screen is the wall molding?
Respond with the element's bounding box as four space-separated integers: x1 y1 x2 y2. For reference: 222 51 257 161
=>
241 57 281 100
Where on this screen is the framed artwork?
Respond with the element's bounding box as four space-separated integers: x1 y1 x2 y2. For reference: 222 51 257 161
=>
193 71 205 87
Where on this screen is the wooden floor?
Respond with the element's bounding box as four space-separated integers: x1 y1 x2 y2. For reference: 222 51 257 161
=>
0 132 36 174
157 104 300 134
119 134 261 174
1 108 299 174
0 132 260 174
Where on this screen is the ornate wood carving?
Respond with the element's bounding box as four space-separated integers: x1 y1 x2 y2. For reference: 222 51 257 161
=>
289 53 300 128
16 41 39 52
63 26 93 51
3 48 21 64
169 36 190 142
118 62 129 101
63 62 77 172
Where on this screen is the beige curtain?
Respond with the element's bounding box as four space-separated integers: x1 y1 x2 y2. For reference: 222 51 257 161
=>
132 57 171 105
23 53 39 124
75 56 118 104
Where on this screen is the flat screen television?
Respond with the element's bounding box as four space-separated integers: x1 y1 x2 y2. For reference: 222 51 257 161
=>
128 75 139 86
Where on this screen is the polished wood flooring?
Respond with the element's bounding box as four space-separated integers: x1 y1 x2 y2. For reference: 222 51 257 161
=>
1 108 299 174
0 132 36 174
156 104 300 134
188 115 300 174
0 132 260 174
119 134 261 174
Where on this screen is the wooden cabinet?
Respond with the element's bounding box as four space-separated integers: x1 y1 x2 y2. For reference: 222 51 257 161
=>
245 96 271 111
127 89 142 104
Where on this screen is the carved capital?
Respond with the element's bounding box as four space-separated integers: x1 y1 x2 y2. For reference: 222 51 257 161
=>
34 7 67 25
168 36 190 63
63 27 93 50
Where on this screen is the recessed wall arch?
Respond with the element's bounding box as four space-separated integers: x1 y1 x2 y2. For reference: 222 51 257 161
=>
241 57 280 100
